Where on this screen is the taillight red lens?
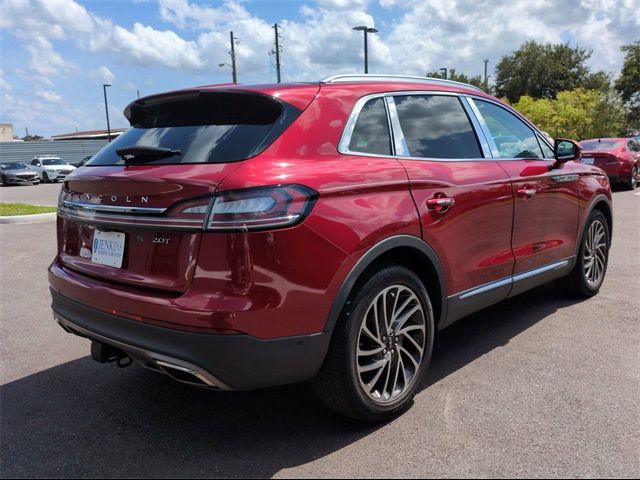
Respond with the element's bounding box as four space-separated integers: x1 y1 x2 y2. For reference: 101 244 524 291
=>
206 185 317 231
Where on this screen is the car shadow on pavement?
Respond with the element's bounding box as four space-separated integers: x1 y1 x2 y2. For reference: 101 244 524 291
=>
0 283 584 478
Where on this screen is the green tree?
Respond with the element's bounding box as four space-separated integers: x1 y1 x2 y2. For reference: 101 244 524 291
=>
426 69 487 92
22 134 44 141
513 88 625 139
495 41 608 103
615 41 640 132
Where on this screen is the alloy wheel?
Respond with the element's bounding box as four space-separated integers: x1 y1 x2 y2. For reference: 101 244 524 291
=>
583 219 607 289
356 285 426 405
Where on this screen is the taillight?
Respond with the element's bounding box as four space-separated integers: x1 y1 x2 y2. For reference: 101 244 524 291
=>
206 185 317 231
58 185 317 232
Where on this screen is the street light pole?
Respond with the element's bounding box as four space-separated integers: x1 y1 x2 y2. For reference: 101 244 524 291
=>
439 68 448 80
353 25 378 74
230 31 237 83
103 83 111 143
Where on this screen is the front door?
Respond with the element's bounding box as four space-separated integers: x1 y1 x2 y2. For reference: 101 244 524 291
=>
470 98 580 294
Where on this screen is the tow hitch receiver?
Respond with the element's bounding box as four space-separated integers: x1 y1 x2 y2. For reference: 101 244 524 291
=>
90 341 132 368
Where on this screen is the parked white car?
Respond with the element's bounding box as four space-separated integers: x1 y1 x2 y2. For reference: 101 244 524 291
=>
29 156 76 183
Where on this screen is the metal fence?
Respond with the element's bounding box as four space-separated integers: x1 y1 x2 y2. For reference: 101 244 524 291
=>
0 140 109 166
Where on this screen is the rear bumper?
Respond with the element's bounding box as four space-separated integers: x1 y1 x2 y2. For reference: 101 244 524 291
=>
51 288 331 390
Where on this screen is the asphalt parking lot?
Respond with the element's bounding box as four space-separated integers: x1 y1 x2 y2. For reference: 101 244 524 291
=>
0 182 62 207
1 189 638 478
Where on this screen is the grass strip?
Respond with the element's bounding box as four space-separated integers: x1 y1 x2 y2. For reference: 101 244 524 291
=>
0 203 57 216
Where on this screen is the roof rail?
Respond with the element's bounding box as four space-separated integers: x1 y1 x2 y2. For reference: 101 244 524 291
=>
322 74 484 92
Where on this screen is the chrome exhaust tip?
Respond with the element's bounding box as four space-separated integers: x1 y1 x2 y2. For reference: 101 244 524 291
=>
155 360 219 389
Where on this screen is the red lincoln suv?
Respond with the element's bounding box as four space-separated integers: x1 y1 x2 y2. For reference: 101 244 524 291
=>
50 74 613 422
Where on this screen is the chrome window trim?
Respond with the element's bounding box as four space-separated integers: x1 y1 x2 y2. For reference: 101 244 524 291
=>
459 96 493 158
337 93 394 157
465 97 500 157
385 96 409 156
340 90 492 163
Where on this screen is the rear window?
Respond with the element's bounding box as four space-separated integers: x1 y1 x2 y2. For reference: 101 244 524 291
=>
580 140 624 151
88 91 301 166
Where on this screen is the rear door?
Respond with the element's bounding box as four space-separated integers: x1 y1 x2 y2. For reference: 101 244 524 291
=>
389 93 515 324
469 98 580 290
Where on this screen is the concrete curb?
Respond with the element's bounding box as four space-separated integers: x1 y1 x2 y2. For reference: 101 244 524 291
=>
0 212 57 224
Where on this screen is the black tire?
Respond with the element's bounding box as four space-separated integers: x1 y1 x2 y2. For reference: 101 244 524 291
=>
312 264 435 422
555 210 610 297
42 171 49 183
1 175 7 186
624 166 637 190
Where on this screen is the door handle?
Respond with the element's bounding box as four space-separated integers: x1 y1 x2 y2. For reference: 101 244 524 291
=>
517 188 537 200
426 197 455 212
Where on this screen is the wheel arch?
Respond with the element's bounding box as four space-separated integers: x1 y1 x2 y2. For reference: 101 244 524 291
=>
324 235 447 334
580 194 613 252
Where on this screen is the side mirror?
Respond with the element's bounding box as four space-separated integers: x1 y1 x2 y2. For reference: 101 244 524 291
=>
554 138 581 164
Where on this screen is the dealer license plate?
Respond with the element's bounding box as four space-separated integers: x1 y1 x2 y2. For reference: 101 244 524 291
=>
91 230 125 268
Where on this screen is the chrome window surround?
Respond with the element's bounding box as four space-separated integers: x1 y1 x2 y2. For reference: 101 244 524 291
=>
339 89 556 164
338 94 395 158
339 91 491 162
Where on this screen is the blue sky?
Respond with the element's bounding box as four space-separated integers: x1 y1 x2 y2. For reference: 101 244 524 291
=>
1 0 638 138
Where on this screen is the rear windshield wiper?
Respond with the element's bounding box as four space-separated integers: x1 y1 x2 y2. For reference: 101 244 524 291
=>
116 146 181 165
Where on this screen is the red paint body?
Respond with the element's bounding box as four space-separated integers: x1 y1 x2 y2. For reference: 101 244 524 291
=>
49 80 613 344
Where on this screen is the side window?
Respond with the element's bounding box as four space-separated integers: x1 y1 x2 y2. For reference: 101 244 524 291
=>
31 160 39 166
475 100 544 159
394 95 482 159
347 97 392 156
628 140 639 152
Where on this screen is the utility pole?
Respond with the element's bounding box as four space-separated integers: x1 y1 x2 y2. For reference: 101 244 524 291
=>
439 67 448 80
136 89 140 99
230 31 238 83
273 23 282 83
483 59 489 92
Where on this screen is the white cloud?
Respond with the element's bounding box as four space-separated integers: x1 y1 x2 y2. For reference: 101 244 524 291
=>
25 37 75 77
91 66 116 84
87 20 206 71
35 89 63 103
0 0 93 38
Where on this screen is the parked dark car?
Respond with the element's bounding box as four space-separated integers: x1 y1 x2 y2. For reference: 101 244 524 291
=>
1 162 40 186
50 74 613 421
579 138 640 190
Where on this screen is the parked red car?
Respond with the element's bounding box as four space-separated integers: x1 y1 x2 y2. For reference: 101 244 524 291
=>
50 75 613 421
580 137 640 190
